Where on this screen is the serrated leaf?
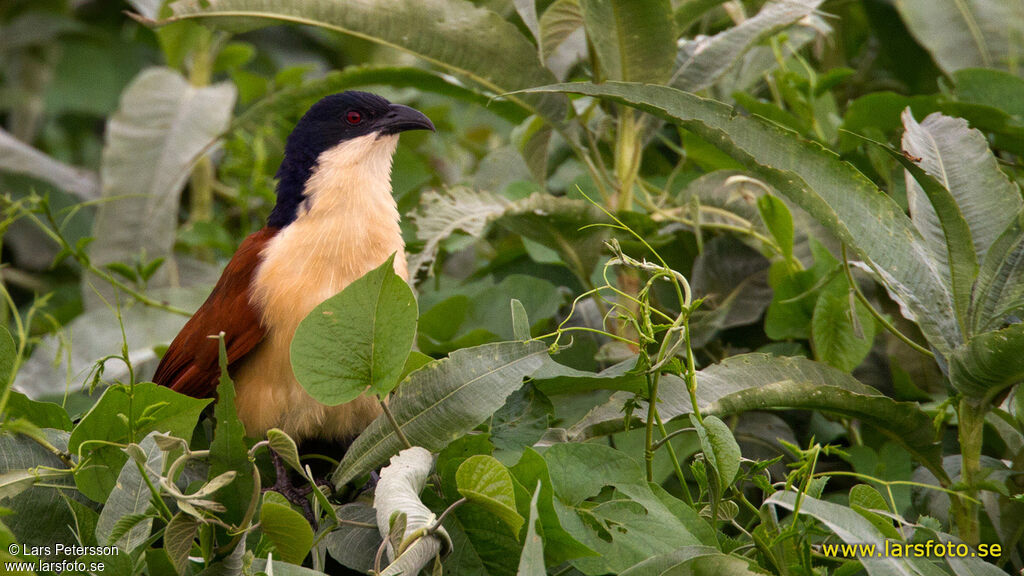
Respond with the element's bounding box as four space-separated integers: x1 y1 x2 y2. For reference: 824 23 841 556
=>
291 254 418 403
408 188 511 279
456 455 524 535
334 341 547 487
208 336 254 526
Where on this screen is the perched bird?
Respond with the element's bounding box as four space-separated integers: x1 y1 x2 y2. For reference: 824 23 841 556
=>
153 91 434 448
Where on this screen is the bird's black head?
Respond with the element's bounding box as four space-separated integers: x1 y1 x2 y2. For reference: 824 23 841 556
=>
269 91 434 228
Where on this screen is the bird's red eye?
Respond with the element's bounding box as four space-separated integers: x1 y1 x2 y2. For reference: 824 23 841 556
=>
345 111 362 125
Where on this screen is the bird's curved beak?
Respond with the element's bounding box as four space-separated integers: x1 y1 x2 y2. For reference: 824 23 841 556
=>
379 103 435 135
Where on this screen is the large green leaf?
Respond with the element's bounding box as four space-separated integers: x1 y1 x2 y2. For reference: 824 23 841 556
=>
950 323 1024 402
324 502 380 572
567 354 942 473
291 255 418 403
333 341 548 486
161 0 566 123
88 67 235 307
969 208 1024 333
579 0 675 84
542 443 713 574
521 82 960 357
68 383 210 501
671 0 822 92
894 0 1024 76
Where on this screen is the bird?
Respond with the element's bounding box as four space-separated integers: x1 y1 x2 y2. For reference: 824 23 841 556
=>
153 91 434 453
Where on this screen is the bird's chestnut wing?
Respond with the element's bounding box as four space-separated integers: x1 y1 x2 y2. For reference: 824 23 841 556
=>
152 227 279 398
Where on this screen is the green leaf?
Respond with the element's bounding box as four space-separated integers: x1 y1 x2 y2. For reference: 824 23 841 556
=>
521 81 960 358
509 449 597 566
69 382 210 501
950 323 1024 401
291 254 418 403
541 443 713 573
333 341 547 486
260 498 314 565
756 194 794 260
848 485 901 541
902 111 1021 277
0 325 15 393
579 0 675 84
517 483 545 576
324 502 380 573
619 546 731 576
531 356 644 395
3 392 71 431
266 428 302 474
96 434 164 551
969 208 1024 333
162 0 566 124
691 414 740 492
88 67 235 307
768 491 934 576
569 353 943 475
490 383 553 464
811 276 877 372
456 455 525 535
497 194 611 283
894 0 1024 75
511 299 531 341
540 0 584 62
208 336 254 526
164 512 199 576
672 0 822 92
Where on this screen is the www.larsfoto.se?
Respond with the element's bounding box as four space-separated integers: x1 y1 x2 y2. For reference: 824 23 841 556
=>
822 540 1002 559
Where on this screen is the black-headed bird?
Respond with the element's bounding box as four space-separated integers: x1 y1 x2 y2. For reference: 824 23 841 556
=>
153 92 433 453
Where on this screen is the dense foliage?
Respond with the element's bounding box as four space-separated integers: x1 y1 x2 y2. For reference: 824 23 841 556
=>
1 0 1023 574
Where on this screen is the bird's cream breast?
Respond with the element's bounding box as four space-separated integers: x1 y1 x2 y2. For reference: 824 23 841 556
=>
233 133 408 442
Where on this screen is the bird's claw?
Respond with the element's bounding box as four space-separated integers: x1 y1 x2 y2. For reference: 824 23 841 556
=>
265 449 318 527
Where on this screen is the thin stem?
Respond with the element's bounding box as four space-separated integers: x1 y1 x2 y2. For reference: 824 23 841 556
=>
841 245 934 359
380 398 412 450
